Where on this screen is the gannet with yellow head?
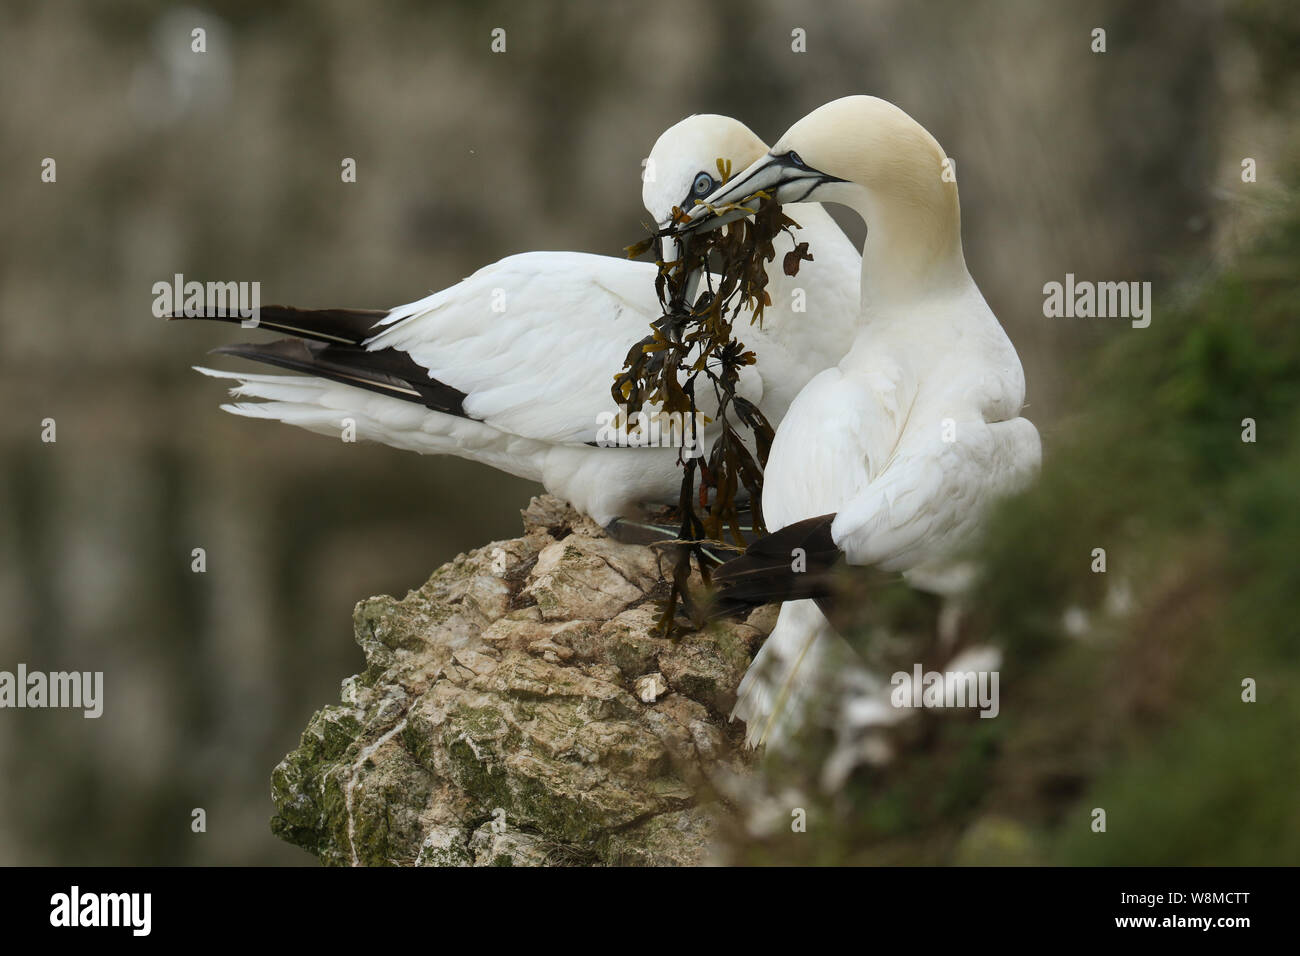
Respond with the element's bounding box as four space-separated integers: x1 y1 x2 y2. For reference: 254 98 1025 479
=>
684 96 1041 747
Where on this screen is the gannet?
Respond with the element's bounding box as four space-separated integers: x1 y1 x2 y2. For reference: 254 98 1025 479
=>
679 96 1042 747
178 115 862 527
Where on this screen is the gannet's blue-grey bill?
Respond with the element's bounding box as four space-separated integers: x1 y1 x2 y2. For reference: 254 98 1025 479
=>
672 151 844 234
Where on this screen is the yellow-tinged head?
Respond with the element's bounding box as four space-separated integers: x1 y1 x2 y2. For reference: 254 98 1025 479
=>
681 96 967 298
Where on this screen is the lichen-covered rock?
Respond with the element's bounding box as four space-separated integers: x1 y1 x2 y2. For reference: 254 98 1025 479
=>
271 495 765 866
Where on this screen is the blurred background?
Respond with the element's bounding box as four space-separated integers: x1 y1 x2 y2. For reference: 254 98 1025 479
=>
0 0 1295 864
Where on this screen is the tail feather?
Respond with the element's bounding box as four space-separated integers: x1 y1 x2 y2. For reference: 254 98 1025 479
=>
194 366 516 464
169 305 389 346
732 598 832 748
193 365 336 405
219 401 347 431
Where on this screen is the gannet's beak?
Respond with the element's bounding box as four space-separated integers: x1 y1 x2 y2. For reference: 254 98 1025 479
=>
654 230 705 304
672 151 843 234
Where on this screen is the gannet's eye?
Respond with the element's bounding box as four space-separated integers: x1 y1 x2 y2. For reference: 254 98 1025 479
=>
692 172 715 196
787 151 807 169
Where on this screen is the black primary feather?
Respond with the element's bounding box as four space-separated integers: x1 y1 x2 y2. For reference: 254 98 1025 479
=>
171 305 389 346
707 513 842 618
211 339 470 418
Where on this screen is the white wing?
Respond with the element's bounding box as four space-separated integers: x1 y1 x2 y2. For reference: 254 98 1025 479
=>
760 355 915 532
365 250 761 445
831 416 1041 572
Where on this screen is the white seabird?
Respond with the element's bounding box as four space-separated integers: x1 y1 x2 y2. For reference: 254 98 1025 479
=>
181 115 862 526
683 96 1042 747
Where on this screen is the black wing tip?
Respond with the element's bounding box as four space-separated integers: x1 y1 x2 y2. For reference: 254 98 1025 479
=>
168 305 391 345
169 305 287 320
202 337 471 419
706 513 842 618
208 342 266 358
